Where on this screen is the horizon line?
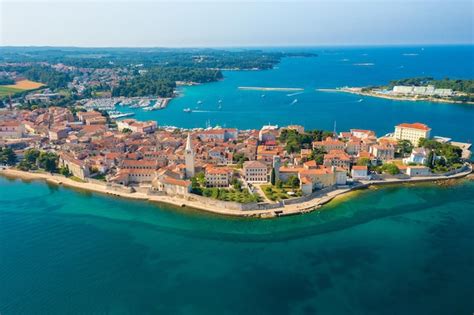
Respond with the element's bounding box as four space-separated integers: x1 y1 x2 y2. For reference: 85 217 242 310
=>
1 42 473 50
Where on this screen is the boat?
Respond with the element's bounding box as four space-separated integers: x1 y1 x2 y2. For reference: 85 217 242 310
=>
218 99 222 103
218 104 222 109
291 99 298 105
197 100 203 104
261 94 266 98
183 108 192 113
357 99 364 103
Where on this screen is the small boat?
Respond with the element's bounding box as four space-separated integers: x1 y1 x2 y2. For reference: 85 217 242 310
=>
218 104 222 109
357 99 364 103
261 94 265 98
197 100 203 104
218 99 222 103
183 108 192 113
291 99 298 105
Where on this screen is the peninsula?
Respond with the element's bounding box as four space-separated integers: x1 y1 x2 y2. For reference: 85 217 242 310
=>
1 107 471 218
322 77 474 104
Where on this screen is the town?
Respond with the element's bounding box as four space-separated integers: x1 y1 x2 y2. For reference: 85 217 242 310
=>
0 105 471 217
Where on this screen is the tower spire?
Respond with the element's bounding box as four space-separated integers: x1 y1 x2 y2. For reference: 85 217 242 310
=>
185 132 193 151
184 133 195 178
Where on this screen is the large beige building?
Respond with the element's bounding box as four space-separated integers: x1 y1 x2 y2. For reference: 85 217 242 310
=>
243 161 268 183
394 123 431 145
205 167 233 187
0 121 24 139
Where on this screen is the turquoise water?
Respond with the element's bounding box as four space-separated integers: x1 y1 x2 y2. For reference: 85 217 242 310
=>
2 46 474 314
0 176 473 314
122 45 474 142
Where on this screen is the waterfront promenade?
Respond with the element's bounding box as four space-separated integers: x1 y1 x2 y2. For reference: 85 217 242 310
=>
1 164 472 218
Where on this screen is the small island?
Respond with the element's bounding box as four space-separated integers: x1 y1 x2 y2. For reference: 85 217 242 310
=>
324 77 474 104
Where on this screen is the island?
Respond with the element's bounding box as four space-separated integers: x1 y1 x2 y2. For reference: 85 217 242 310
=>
0 107 471 218
322 77 474 104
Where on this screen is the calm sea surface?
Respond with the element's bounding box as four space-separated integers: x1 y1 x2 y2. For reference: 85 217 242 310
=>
0 176 473 314
122 45 474 142
1 46 474 314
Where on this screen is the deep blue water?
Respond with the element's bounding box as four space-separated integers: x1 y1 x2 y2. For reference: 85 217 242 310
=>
0 176 473 314
121 45 474 142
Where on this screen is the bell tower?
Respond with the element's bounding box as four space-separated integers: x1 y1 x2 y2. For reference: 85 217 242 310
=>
185 133 195 178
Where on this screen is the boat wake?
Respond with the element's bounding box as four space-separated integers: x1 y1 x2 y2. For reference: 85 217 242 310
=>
287 92 304 97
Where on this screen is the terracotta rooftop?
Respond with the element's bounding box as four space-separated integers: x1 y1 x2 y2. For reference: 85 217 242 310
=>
397 123 431 131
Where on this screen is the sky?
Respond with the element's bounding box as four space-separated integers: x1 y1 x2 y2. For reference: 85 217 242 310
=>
0 0 472 47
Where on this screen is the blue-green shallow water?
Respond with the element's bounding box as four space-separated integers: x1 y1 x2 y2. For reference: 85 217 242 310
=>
1 176 473 314
121 45 474 142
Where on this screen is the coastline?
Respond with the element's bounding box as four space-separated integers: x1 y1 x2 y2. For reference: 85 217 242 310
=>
317 88 474 105
1 165 472 219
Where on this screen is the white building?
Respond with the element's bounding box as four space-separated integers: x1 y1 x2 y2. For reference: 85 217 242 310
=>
351 165 371 180
394 123 431 145
393 85 452 97
403 147 429 165
406 166 431 177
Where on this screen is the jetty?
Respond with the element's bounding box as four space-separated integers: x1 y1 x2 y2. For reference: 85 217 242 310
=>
239 86 304 92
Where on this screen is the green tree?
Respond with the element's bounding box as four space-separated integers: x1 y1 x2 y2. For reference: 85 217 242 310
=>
424 151 434 168
37 152 58 172
380 163 400 175
276 179 283 189
356 157 371 166
59 165 71 177
397 140 413 156
0 147 17 165
196 172 206 187
24 148 40 165
288 175 300 189
309 147 326 165
191 177 202 195
231 178 242 191
270 168 276 186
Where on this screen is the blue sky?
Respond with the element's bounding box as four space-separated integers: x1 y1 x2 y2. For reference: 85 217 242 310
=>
1 0 472 47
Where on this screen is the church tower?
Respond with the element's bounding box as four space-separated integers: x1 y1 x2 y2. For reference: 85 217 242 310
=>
185 133 195 178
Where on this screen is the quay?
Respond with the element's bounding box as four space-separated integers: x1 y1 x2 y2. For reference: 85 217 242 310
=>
1 164 471 219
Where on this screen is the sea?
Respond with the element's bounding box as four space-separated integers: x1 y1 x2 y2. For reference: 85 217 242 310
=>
1 45 474 314
120 45 474 142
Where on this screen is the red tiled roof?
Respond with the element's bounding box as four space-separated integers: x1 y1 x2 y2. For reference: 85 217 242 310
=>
397 123 430 131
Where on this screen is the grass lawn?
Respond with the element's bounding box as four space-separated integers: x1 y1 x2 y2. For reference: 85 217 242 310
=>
0 86 24 98
261 184 302 201
202 187 261 203
0 80 44 98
